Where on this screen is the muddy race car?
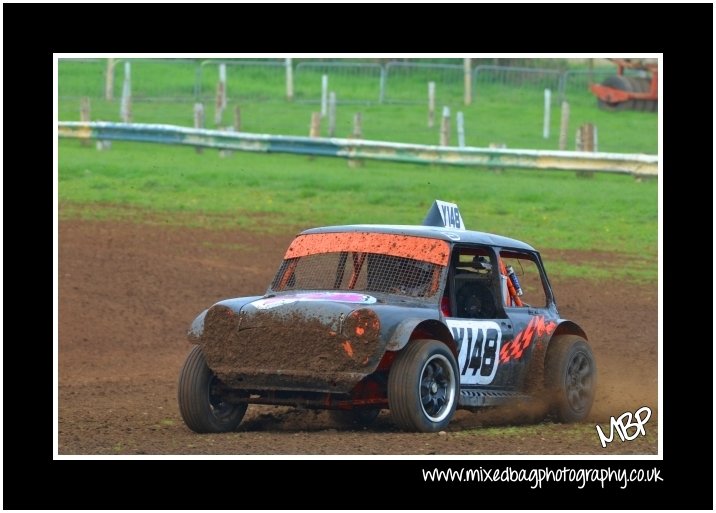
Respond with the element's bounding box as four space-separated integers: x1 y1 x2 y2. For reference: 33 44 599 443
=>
178 201 596 433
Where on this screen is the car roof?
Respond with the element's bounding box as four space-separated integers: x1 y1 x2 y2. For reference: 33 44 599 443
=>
300 224 536 252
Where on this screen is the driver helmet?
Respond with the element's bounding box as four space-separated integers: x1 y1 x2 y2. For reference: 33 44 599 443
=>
472 255 492 272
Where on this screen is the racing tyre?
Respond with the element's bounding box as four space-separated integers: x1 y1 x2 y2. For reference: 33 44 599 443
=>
329 408 381 428
178 345 247 433
388 339 459 432
544 335 596 422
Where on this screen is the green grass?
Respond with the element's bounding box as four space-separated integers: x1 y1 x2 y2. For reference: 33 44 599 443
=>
58 140 657 282
58 59 658 283
544 259 657 283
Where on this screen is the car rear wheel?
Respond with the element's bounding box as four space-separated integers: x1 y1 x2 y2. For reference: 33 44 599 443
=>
178 345 247 433
544 335 596 422
388 339 459 432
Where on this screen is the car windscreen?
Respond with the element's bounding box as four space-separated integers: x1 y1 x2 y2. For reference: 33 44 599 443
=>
268 232 449 299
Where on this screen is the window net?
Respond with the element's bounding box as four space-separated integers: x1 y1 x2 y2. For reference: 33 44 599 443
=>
269 252 445 299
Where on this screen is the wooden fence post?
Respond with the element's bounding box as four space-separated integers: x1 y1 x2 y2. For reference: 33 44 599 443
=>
285 58 294 101
219 126 234 158
96 119 111 151
328 92 337 137
80 97 91 147
215 63 227 126
558 101 570 151
233 106 241 132
120 61 132 123
321 75 328 118
105 58 115 101
456 111 465 148
489 142 506 173
440 106 450 146
219 106 241 158
352 112 363 139
576 123 596 178
308 112 321 161
193 103 204 154
542 88 551 139
309 112 321 138
348 112 363 168
463 58 472 106
428 81 436 128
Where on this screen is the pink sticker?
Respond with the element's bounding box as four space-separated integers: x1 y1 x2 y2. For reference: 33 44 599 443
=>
252 292 377 310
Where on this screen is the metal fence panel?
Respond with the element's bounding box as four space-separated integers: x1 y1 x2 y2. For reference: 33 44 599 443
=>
59 58 201 101
195 60 285 102
294 62 384 103
473 65 564 103
126 58 199 101
384 62 464 104
58 58 106 98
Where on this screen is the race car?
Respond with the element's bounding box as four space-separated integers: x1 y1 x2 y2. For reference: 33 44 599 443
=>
178 200 596 433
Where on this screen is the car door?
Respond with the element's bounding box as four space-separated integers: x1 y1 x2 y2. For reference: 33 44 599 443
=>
494 248 559 390
442 245 516 390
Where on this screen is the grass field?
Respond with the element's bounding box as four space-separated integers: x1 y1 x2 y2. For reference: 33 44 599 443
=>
57 58 659 282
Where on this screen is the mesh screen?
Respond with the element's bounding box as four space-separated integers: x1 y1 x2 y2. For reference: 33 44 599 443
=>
269 252 445 298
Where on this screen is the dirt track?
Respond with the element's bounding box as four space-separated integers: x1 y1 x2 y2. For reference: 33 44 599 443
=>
58 219 658 455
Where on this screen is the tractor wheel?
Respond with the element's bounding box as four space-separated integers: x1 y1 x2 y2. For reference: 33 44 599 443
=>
626 77 653 112
596 75 634 111
178 345 247 433
388 339 459 432
544 335 596 423
633 76 657 112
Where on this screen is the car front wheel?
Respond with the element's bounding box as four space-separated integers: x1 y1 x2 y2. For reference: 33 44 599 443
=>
178 345 247 433
388 339 459 432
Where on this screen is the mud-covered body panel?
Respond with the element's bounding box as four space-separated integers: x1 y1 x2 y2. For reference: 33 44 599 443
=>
190 291 586 400
193 293 440 393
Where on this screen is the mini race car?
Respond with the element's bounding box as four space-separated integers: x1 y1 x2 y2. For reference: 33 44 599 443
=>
178 200 596 433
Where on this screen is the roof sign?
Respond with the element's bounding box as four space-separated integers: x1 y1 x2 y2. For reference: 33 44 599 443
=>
422 200 465 231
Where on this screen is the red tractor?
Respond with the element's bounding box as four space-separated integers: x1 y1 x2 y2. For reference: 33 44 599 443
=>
590 59 657 112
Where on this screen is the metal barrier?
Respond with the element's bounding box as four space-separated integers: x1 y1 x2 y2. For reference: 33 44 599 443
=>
58 122 658 177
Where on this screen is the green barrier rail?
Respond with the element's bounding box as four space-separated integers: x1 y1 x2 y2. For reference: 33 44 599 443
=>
58 122 658 177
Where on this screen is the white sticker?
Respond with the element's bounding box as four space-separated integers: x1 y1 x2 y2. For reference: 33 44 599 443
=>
251 292 377 310
436 200 465 231
445 319 502 385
